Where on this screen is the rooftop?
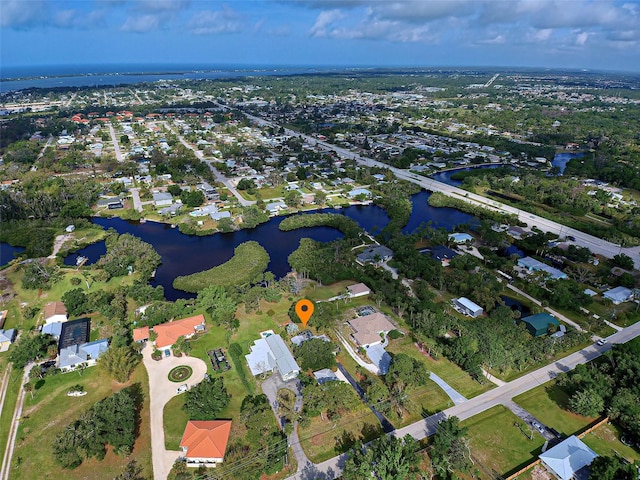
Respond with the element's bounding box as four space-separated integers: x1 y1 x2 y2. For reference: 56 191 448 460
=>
153 314 205 348
348 312 395 346
180 420 232 460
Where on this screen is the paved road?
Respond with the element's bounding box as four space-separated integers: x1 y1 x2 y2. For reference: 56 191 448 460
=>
163 122 253 207
141 344 207 480
130 187 143 212
283 320 640 480
108 123 124 162
335 332 379 375
238 108 640 269
429 372 467 405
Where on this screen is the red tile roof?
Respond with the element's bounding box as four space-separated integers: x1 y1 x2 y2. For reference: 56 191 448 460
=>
133 326 150 342
153 314 205 348
180 420 231 460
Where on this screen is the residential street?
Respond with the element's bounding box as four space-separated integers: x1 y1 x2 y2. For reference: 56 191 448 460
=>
141 344 207 480
108 123 124 162
283 320 640 480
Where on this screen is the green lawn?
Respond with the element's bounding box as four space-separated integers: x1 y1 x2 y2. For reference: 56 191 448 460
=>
513 383 595 436
582 423 640 463
298 405 382 463
164 395 188 450
10 364 152 480
386 334 492 399
462 405 545 477
0 363 21 467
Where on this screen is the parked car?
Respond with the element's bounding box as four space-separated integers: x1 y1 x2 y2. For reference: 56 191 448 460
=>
596 339 607 346
549 428 562 439
176 384 188 394
164 349 171 357
532 421 545 433
567 235 576 241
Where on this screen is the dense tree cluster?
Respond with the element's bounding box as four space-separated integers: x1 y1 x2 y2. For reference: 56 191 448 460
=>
557 338 640 444
218 394 286 479
342 434 420 480
294 338 336 372
98 232 161 280
52 387 139 468
182 377 230 420
8 333 56 369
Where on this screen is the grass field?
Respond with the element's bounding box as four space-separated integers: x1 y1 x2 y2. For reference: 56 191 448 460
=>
0 363 21 469
513 383 595 436
385 333 492 399
581 423 640 463
462 405 545 478
298 405 382 463
9 364 152 480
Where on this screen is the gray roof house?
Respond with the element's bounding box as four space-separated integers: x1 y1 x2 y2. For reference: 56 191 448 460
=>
602 286 633 305
153 192 174 207
59 339 109 372
245 333 300 381
313 369 339 384
356 245 393 264
518 256 567 280
538 435 597 480
0 328 17 352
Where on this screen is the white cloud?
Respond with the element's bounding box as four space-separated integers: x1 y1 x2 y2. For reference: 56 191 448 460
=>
188 6 243 35
0 0 47 28
575 31 590 45
133 0 191 13
121 14 161 32
309 9 345 37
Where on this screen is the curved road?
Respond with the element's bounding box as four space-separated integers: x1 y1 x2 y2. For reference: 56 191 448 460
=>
141 344 207 480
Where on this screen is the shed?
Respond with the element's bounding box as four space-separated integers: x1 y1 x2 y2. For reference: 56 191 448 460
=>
521 313 559 337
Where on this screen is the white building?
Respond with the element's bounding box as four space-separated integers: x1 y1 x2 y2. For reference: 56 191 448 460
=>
453 297 483 318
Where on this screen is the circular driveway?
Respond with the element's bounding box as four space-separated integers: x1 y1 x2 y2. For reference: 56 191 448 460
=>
142 343 207 480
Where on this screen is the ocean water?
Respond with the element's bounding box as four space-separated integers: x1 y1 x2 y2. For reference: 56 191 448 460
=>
0 64 346 93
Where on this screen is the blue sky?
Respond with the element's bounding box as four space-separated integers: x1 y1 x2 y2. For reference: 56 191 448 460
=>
2 0 639 71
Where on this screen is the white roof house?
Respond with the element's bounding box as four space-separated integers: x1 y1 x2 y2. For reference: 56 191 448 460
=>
448 233 473 244
245 334 300 381
538 436 597 480
603 286 633 305
453 297 484 318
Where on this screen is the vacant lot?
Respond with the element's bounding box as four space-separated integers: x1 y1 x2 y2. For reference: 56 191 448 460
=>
513 383 595 436
581 423 640 463
10 365 151 480
462 405 545 478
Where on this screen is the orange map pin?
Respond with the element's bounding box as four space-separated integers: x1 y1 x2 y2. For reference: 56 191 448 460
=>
295 299 314 327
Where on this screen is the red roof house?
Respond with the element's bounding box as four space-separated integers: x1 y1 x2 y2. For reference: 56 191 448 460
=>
180 420 232 467
132 326 150 343
153 314 205 349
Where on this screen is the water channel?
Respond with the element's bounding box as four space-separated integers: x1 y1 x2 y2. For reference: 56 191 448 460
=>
63 191 479 300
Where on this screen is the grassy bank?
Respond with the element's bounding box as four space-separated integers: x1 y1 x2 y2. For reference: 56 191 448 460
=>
173 241 270 293
279 213 362 238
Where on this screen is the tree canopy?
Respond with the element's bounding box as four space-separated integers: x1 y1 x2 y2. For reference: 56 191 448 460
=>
294 338 336 372
182 377 231 420
342 434 420 480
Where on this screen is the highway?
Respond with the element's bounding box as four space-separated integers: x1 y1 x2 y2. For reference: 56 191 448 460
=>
284 321 640 480
239 109 640 269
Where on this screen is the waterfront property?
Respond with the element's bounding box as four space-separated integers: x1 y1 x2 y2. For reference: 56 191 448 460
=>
356 245 393 264
538 435 597 480
448 232 473 244
520 313 559 337
180 420 232 468
245 332 300 381
452 297 483 318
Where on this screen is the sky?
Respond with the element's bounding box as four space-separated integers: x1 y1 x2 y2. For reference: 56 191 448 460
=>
1 0 640 72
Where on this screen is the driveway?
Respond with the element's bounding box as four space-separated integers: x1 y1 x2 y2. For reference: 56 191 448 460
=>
261 375 309 473
141 343 207 480
429 372 467 406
